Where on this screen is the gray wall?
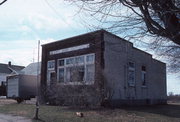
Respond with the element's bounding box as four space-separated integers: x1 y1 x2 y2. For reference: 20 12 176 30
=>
103 32 167 104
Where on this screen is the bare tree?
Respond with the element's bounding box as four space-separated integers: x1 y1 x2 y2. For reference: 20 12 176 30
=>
0 0 7 5
63 0 180 75
68 0 179 45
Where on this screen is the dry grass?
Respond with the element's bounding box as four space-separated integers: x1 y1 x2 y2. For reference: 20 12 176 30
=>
0 99 180 122
0 98 16 106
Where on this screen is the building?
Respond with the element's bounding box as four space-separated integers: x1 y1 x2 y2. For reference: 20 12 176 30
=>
0 62 24 96
41 30 167 106
21 62 41 75
7 62 41 102
0 62 25 84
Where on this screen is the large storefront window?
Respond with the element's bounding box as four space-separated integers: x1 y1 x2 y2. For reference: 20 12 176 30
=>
57 53 95 84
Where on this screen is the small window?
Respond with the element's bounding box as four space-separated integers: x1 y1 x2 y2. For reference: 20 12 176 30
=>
47 60 55 69
128 70 135 86
129 62 135 69
86 54 94 63
128 62 135 86
141 66 146 86
58 59 64 66
142 66 146 71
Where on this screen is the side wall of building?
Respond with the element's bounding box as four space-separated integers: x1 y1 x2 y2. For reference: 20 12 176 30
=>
103 32 167 105
149 60 167 104
103 32 129 101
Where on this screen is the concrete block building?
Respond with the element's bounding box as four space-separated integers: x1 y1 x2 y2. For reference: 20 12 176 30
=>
41 30 167 106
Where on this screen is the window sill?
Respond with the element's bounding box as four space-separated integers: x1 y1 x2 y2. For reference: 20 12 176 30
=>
128 84 135 87
141 85 147 88
57 81 94 85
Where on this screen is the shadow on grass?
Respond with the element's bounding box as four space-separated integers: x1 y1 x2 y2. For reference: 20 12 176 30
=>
63 103 180 118
119 103 180 118
32 118 46 122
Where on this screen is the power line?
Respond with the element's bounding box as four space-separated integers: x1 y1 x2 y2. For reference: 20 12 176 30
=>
43 0 78 33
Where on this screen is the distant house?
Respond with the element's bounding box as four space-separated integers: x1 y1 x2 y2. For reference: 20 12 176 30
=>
7 62 41 101
0 61 25 85
41 30 167 106
21 62 41 75
0 62 24 96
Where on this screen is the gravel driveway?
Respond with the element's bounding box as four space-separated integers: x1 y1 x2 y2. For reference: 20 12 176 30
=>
0 114 32 122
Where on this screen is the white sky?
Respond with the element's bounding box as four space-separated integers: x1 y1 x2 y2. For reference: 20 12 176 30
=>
0 0 179 94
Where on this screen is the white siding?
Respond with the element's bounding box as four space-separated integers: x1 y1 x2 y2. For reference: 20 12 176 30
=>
0 73 8 84
7 77 19 97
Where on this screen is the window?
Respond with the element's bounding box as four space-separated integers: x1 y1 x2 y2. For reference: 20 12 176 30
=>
47 71 56 85
58 59 64 66
141 66 146 86
56 53 95 84
66 66 85 82
75 56 84 64
86 64 95 82
47 60 55 69
66 57 74 65
86 54 94 63
128 62 135 86
47 60 55 85
129 62 135 69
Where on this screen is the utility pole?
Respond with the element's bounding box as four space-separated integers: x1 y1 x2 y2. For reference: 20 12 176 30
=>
34 40 40 120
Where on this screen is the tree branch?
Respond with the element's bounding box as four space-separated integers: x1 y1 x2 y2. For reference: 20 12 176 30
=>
0 0 7 5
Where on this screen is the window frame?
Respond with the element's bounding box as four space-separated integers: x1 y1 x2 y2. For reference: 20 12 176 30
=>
47 60 55 70
57 53 95 84
141 66 147 87
128 61 135 87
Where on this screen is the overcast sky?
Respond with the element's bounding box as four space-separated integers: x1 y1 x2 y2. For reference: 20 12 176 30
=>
0 0 179 94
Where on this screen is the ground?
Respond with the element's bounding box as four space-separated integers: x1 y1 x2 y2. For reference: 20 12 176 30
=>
0 98 180 122
0 99 32 122
0 114 31 122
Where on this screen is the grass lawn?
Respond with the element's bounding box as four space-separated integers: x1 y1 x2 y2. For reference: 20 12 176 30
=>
0 102 180 122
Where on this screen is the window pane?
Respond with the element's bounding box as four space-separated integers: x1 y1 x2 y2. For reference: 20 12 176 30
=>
129 62 134 69
47 60 55 69
142 72 146 86
128 70 135 86
86 54 94 63
65 66 85 82
58 68 64 82
66 67 71 82
142 66 146 71
77 66 85 82
58 59 64 66
86 64 95 82
66 58 74 65
75 56 84 64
